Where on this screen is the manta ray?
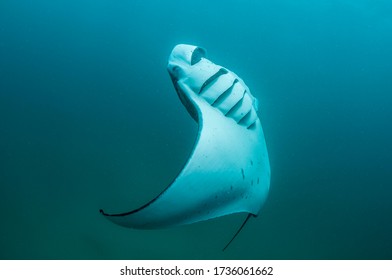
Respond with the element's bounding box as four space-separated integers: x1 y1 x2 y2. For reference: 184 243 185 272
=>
100 44 270 250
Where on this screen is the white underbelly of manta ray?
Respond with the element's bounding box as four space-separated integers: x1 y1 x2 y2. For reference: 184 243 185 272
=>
100 44 270 236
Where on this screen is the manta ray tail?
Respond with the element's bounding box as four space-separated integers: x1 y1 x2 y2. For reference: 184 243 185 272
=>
222 213 256 251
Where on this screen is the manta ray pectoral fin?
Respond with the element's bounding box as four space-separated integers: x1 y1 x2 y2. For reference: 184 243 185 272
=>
100 44 271 248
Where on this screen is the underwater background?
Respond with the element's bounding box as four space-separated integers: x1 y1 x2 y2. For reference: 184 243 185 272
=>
1 0 391 259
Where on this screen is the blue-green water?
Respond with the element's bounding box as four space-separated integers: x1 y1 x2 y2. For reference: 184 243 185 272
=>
1 0 391 259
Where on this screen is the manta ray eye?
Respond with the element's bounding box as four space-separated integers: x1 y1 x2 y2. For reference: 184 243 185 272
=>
171 65 180 74
170 65 184 80
191 47 206 65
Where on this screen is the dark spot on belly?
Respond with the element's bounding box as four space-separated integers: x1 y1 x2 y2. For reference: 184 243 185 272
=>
241 168 245 180
230 185 233 190
251 180 253 186
250 160 253 166
257 177 260 184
